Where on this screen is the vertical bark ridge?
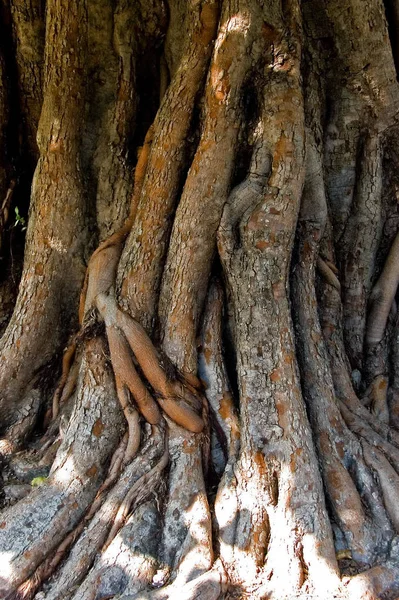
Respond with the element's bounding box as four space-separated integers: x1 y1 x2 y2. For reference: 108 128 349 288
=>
93 0 167 241
292 133 394 567
216 5 339 594
321 0 397 253
0 0 90 441
88 0 136 241
158 0 260 373
154 1 262 587
198 278 240 477
9 0 45 166
117 0 220 329
367 230 399 345
341 135 383 370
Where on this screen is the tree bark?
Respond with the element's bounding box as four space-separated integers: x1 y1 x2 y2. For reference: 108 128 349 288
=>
1 0 399 599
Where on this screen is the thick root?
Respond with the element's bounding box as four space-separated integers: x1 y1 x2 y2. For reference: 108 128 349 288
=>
43 427 165 600
0 337 124 598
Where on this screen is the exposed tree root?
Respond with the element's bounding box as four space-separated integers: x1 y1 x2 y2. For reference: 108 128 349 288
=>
0 337 124 599
41 428 164 600
130 560 227 600
316 256 341 292
51 336 79 420
292 133 398 571
8 427 168 600
341 135 383 370
199 278 240 476
367 231 399 345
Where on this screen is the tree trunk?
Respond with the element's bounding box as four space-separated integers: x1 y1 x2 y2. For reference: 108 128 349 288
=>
1 0 399 599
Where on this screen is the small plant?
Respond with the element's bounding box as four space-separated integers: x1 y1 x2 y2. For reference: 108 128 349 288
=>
13 206 26 231
30 476 48 487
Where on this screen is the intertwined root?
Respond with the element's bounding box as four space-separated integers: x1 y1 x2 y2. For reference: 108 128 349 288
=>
50 117 205 468
53 258 205 472
98 291 205 435
9 426 169 600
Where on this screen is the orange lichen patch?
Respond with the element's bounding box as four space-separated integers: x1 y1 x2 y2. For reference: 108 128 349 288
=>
210 64 231 103
35 263 44 275
199 3 219 45
270 134 293 182
86 465 98 478
276 400 286 419
289 448 303 474
253 450 267 476
269 206 281 215
284 352 294 364
275 391 289 433
270 369 281 382
329 469 345 493
253 521 269 558
219 391 235 420
256 240 269 251
182 439 196 454
92 418 105 437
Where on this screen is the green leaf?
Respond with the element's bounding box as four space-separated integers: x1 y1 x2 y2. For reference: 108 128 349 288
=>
31 476 48 487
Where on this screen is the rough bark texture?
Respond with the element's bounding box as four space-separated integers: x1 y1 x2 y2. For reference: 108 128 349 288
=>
1 1 399 599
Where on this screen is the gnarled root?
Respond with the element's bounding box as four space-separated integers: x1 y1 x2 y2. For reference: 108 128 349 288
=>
41 427 165 600
0 337 124 599
367 231 399 345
